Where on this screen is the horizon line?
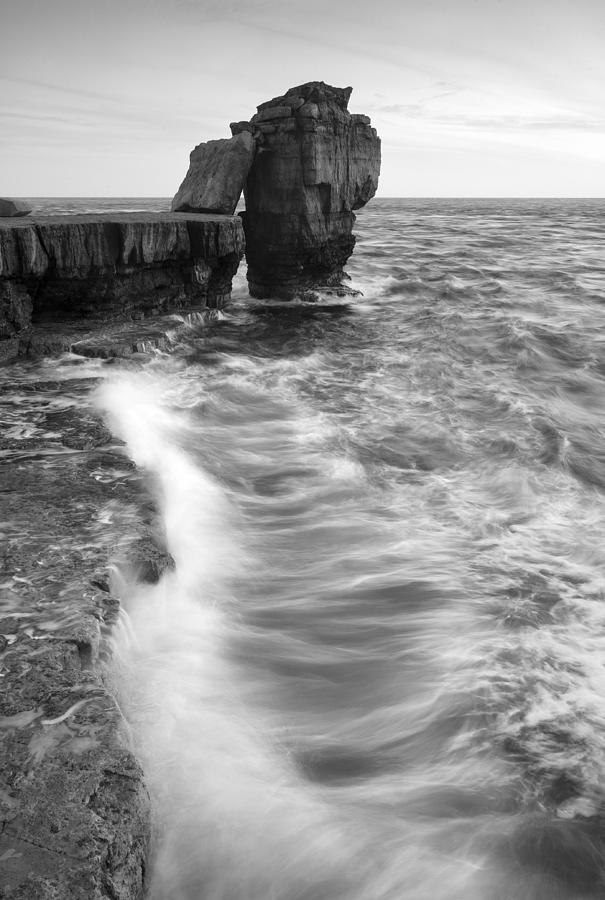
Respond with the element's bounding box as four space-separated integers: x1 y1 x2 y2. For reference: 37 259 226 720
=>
11 195 605 201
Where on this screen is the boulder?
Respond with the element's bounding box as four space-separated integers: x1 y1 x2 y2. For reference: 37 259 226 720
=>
0 198 32 217
240 81 381 298
171 132 256 215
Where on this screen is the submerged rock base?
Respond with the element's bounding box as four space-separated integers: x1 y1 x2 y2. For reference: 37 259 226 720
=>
0 213 244 360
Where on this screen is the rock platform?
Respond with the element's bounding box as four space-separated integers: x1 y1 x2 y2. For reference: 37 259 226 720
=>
0 213 245 361
0 212 244 895
0 365 175 898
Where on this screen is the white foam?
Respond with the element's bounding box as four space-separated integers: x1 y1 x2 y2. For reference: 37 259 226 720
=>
97 371 500 900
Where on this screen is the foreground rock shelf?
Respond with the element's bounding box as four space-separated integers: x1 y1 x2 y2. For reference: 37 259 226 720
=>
0 369 168 898
0 213 245 360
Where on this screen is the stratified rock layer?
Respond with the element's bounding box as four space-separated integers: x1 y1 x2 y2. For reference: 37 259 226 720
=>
233 82 380 298
0 213 244 359
172 132 256 214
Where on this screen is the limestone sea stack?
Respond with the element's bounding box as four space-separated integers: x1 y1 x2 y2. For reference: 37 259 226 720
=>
0 198 32 217
234 81 381 299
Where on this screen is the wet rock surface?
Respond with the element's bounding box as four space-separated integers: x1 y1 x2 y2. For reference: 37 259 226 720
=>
0 362 173 897
14 308 221 360
236 81 380 298
0 214 244 360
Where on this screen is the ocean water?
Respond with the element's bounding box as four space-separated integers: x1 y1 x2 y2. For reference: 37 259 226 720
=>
4 197 605 898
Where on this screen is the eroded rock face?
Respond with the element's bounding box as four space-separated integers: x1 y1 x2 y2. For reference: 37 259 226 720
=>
0 198 31 218
0 213 244 358
233 81 380 299
171 132 256 215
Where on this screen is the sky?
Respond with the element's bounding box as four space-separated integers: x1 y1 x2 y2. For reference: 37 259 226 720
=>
1 0 604 197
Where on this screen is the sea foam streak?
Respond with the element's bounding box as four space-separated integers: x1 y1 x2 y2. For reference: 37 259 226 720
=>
96 375 364 900
96 372 502 900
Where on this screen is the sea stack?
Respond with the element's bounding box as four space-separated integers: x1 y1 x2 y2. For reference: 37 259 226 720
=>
234 81 381 299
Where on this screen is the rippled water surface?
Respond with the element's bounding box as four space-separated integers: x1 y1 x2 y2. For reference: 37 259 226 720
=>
4 198 605 898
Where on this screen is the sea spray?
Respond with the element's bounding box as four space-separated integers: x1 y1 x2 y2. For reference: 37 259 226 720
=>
96 375 370 899
96 371 503 900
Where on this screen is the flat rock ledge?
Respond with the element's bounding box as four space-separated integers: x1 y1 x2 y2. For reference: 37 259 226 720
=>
0 213 245 361
0 374 179 897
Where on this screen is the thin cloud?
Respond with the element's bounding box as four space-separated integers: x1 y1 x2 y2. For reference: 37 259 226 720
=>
374 102 605 134
376 103 425 115
441 112 605 133
0 75 119 105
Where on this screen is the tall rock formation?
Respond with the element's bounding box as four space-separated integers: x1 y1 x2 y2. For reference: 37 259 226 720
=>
233 82 380 299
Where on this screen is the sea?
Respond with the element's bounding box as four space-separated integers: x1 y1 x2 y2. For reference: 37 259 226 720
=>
3 197 605 899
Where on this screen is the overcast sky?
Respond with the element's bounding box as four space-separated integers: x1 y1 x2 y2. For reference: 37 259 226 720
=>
1 0 604 196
